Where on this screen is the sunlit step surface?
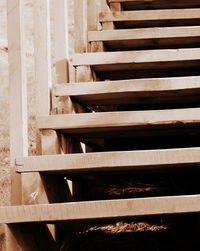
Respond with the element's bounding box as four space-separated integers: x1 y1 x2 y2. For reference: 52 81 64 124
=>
16 147 200 174
2 195 200 224
89 26 200 51
55 77 200 106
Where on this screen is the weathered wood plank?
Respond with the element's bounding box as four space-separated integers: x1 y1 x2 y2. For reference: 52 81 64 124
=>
37 108 200 134
107 0 200 10
99 9 200 22
7 0 28 249
34 0 52 116
54 76 200 105
89 26 200 42
16 147 200 174
2 195 200 224
73 48 200 67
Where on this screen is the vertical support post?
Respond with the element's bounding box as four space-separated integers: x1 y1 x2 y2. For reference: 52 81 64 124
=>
35 0 52 117
74 0 88 53
7 0 28 250
8 0 28 205
53 0 76 114
53 0 69 84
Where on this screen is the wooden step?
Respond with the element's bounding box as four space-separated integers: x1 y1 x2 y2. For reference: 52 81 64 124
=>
16 147 200 174
107 0 200 10
55 76 200 106
73 49 200 80
89 26 200 51
99 9 200 29
2 195 200 224
37 108 200 137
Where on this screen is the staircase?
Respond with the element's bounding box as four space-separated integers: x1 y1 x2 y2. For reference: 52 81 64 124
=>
2 0 200 250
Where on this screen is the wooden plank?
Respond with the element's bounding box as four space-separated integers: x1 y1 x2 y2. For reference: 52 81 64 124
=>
7 0 28 204
34 0 52 116
2 195 200 224
99 9 200 22
89 26 200 50
73 48 200 65
37 108 200 134
7 0 28 250
72 48 200 72
54 76 200 105
107 0 200 10
74 0 88 53
89 26 200 42
16 147 200 174
53 0 69 84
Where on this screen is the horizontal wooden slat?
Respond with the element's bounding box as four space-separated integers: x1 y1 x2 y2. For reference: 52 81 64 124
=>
100 9 200 22
73 48 200 66
89 26 200 50
37 108 200 135
89 26 200 42
1 195 200 224
72 49 200 73
16 147 200 174
107 0 200 10
54 76 200 106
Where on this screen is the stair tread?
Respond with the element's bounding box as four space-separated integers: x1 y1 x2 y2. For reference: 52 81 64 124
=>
16 147 200 174
89 26 200 42
37 108 200 136
89 26 200 50
100 9 200 22
1 195 200 224
107 0 200 10
55 76 200 106
72 48 200 74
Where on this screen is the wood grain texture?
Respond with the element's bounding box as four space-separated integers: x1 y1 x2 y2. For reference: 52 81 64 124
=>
7 0 28 249
2 195 200 224
54 76 200 105
99 9 200 22
16 147 200 174
89 26 200 41
37 108 200 134
73 48 200 67
34 0 52 116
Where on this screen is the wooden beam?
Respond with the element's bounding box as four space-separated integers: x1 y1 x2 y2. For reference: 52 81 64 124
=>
74 0 88 53
73 48 200 67
37 108 200 134
53 0 69 84
7 0 28 250
16 147 200 174
2 195 200 224
34 0 52 116
89 26 200 42
99 8 200 22
7 0 28 204
54 76 200 105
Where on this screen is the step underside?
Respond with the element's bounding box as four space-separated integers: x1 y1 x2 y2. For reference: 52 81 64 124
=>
16 147 200 174
55 77 200 106
1 195 200 224
107 0 200 10
89 26 200 51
